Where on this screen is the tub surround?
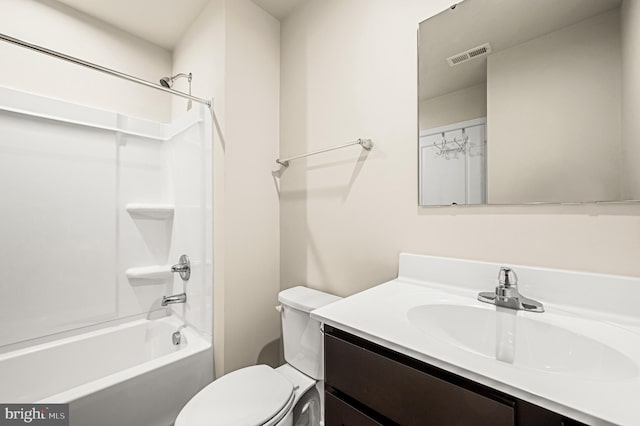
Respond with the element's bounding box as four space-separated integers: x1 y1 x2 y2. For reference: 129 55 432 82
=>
0 86 213 347
0 86 214 425
311 253 640 426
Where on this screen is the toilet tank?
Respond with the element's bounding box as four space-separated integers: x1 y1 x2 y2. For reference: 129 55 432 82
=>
278 286 341 380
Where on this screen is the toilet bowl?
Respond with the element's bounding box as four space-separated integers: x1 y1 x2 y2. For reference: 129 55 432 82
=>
175 286 341 426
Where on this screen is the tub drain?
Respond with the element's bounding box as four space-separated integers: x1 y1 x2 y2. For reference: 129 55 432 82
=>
172 331 182 345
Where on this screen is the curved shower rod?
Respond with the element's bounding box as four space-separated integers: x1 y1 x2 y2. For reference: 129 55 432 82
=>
0 32 212 108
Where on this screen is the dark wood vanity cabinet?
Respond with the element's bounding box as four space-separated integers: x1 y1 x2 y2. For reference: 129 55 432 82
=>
324 326 586 426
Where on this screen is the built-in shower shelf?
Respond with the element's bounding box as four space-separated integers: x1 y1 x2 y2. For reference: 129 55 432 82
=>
125 203 174 219
125 265 173 281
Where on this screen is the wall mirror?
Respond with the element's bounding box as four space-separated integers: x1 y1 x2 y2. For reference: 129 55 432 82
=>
418 0 639 206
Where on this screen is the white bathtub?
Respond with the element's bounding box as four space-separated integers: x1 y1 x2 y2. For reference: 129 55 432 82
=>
0 315 213 426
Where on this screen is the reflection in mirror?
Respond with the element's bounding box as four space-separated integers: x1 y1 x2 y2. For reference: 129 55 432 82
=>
418 0 640 206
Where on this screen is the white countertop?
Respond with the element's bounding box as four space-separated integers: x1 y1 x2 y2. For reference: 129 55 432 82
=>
311 254 640 426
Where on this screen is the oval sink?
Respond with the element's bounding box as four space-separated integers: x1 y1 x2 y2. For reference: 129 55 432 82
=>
407 304 638 381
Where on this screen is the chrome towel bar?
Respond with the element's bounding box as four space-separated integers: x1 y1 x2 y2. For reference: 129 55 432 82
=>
276 138 373 168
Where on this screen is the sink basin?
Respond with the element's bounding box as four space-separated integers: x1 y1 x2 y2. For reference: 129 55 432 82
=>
407 304 638 381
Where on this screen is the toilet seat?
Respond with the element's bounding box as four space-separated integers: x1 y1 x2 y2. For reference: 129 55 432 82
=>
175 365 295 426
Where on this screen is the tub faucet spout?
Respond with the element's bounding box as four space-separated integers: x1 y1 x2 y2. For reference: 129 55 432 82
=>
161 293 186 306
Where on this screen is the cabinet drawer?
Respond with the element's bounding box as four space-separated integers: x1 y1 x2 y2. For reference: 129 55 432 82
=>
325 391 384 426
325 332 515 426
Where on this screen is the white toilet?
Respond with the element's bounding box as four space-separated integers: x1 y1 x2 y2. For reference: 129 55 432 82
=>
175 286 341 426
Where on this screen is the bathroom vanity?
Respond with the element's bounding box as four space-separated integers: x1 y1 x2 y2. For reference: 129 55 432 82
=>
324 325 583 425
312 254 640 426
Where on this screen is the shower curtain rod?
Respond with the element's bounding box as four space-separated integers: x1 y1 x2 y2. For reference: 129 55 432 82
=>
0 32 212 108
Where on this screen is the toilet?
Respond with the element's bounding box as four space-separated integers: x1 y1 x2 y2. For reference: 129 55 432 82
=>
175 286 341 426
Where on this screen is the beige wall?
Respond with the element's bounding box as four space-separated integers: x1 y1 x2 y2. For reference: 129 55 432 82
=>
419 83 486 131
224 0 281 374
622 0 640 200
172 0 228 377
280 0 640 304
487 10 622 204
172 0 280 376
0 0 172 122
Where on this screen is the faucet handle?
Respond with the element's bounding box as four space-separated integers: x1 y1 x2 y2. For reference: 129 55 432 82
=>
171 254 191 281
498 267 518 288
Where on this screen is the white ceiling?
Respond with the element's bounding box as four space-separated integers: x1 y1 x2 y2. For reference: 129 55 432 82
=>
419 0 622 101
54 0 210 49
53 0 305 50
251 0 306 20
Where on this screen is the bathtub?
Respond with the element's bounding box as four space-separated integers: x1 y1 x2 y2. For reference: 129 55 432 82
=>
0 315 213 426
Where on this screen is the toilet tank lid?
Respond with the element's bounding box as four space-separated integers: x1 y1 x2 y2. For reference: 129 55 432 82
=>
278 286 341 313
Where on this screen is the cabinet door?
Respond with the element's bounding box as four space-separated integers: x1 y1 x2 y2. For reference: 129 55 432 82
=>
325 332 515 426
325 392 384 426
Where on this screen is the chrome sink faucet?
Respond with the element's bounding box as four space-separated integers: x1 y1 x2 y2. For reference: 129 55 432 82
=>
478 267 544 312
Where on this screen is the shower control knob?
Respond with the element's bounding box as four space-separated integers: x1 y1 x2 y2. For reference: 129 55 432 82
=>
171 254 191 281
